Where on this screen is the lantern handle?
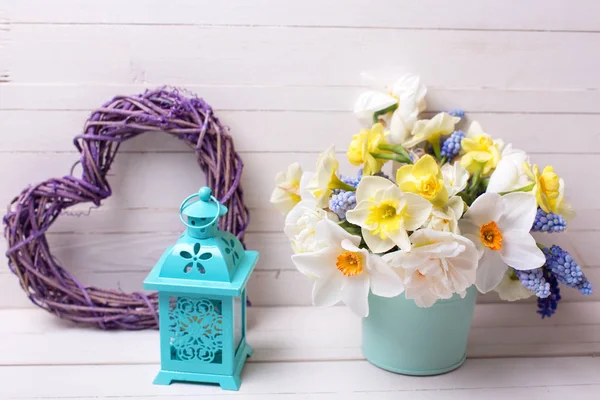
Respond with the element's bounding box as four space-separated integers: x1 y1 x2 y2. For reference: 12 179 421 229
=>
179 192 221 229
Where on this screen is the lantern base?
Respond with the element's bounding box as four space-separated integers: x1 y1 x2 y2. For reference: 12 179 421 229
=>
153 343 253 391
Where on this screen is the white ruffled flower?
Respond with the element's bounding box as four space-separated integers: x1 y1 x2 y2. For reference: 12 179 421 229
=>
458 192 546 293
442 162 469 197
346 176 432 253
353 74 427 144
384 229 479 307
284 199 338 254
423 196 464 234
291 219 404 317
494 271 535 301
270 162 303 214
486 144 531 194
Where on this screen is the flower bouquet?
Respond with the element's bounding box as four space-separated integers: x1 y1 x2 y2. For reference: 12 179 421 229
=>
271 73 593 375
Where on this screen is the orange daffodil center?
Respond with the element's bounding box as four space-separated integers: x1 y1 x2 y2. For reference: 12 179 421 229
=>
458 192 545 294
336 251 364 277
479 221 503 251
290 219 404 317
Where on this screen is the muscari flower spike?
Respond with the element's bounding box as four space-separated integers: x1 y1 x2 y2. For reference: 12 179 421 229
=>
515 268 551 298
330 174 362 220
537 272 561 318
448 109 465 118
543 245 592 291
440 130 466 161
532 208 567 233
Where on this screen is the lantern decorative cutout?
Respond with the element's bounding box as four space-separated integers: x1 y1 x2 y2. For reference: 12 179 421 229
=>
144 187 258 391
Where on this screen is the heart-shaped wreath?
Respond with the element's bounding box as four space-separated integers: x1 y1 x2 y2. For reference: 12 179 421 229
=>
3 88 249 329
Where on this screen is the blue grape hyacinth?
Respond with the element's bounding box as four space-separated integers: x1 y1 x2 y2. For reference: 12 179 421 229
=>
543 245 589 288
330 173 361 220
515 268 551 298
532 208 566 233
440 130 466 161
537 273 561 319
448 109 465 118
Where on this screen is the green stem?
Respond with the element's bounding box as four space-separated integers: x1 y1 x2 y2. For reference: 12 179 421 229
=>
331 175 356 192
498 182 535 195
431 140 441 160
372 103 398 124
468 169 482 195
377 143 412 163
372 152 411 164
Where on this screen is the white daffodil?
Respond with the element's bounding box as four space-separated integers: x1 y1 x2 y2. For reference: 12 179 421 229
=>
441 162 469 197
284 199 338 254
458 192 545 293
486 144 531 194
494 270 534 301
403 112 460 149
423 196 464 234
291 219 404 317
304 145 353 208
353 74 427 144
346 176 432 253
384 229 479 307
270 162 303 214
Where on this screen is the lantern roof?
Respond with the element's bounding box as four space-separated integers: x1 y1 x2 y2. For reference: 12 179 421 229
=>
143 186 258 296
143 248 258 296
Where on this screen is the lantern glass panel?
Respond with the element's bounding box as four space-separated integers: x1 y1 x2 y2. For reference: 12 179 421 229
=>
234 289 246 354
168 296 224 364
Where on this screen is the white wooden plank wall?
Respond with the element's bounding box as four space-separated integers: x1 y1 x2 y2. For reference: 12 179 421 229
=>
1 1 599 323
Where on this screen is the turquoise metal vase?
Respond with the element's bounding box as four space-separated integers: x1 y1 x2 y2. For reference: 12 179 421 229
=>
362 286 477 375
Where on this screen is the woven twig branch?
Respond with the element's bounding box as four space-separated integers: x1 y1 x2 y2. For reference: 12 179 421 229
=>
3 88 249 329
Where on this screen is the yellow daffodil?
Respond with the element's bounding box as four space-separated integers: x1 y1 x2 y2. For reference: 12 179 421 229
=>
523 164 566 214
403 112 460 150
459 121 503 176
305 146 354 208
347 123 388 176
396 155 448 207
270 162 303 214
346 176 432 253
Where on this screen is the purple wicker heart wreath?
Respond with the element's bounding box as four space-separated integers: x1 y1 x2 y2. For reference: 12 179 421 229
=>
3 88 249 329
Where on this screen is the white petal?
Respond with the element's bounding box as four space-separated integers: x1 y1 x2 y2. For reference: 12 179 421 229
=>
498 192 537 232
475 249 507 293
487 159 520 193
463 192 504 226
291 248 337 278
500 230 546 271
353 91 397 126
494 273 534 301
341 274 370 317
345 201 375 230
447 196 465 220
402 193 433 230
313 272 344 307
467 121 485 138
387 110 409 144
355 176 393 203
386 226 412 252
368 254 405 298
362 228 396 253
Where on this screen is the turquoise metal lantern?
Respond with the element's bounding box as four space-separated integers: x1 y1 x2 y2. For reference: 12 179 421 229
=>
144 187 258 390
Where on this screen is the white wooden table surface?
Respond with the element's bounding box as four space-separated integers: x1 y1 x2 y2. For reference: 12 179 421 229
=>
1 305 599 399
